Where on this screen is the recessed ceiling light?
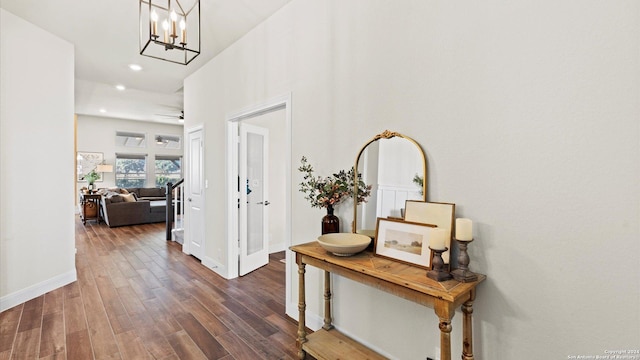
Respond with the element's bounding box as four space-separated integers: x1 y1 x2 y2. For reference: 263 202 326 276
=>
99 108 107 113
115 84 126 91
128 64 142 71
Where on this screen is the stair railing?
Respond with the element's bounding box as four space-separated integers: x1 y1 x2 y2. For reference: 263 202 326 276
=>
165 178 185 241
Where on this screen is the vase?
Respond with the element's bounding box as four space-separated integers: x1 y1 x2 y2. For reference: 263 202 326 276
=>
321 205 340 234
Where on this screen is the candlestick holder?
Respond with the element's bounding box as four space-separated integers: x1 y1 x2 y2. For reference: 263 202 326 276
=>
427 247 452 282
450 238 478 283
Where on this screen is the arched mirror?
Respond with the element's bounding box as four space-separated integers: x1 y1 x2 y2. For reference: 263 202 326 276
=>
352 130 427 236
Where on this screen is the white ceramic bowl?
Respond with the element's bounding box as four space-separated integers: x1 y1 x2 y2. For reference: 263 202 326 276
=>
317 233 371 256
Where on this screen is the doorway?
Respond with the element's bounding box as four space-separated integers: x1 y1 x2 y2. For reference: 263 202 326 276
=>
226 94 292 279
238 123 270 276
184 125 205 259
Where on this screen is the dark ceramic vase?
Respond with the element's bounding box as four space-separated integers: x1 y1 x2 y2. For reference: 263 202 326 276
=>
321 205 340 234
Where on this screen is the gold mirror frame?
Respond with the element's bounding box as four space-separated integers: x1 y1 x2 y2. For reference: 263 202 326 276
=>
352 130 427 234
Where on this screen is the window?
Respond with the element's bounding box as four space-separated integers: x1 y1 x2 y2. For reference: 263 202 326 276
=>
116 131 146 148
155 155 182 187
115 153 147 188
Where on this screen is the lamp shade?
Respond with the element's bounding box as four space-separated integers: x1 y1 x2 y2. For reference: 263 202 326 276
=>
96 164 113 173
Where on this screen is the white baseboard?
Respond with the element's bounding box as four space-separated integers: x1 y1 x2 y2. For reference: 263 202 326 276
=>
0 270 77 312
203 249 284 280
202 256 229 279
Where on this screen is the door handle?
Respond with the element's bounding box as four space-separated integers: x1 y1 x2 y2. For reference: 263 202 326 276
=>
257 201 270 206
188 198 192 202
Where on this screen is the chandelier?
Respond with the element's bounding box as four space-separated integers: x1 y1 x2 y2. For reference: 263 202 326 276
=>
139 0 200 65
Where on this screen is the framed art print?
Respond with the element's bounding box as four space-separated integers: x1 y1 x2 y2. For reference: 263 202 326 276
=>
374 217 436 269
404 201 455 263
76 151 104 182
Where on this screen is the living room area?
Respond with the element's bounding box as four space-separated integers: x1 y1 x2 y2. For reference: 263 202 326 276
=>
76 115 184 229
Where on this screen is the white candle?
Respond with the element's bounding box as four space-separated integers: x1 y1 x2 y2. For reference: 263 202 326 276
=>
170 11 177 37
150 11 158 36
180 19 186 44
456 218 473 241
162 19 169 43
430 228 447 250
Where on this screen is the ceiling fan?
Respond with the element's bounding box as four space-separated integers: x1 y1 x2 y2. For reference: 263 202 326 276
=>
155 135 182 148
155 110 184 122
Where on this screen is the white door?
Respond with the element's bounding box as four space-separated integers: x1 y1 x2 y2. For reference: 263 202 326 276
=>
239 123 269 276
186 127 205 260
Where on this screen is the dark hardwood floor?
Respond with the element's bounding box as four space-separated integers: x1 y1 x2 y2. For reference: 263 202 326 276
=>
0 218 298 359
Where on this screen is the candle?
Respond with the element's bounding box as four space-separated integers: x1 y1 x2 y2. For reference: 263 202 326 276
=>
430 228 447 250
170 11 177 37
150 11 158 36
162 19 169 43
180 19 186 44
456 218 473 241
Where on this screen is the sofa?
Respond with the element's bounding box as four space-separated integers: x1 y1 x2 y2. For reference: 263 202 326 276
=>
98 187 167 227
123 187 167 201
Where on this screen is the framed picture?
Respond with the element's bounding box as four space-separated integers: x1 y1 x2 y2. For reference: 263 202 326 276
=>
404 201 455 264
77 151 103 182
374 217 436 269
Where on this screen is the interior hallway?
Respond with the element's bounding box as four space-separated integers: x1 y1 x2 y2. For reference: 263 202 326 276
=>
0 218 296 359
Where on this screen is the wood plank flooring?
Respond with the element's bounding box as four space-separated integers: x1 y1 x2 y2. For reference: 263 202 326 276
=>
0 218 299 359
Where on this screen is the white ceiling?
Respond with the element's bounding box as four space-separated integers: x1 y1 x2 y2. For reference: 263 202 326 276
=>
0 0 293 124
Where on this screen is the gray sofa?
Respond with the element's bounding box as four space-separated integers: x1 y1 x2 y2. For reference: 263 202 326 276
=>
123 187 166 201
99 188 167 227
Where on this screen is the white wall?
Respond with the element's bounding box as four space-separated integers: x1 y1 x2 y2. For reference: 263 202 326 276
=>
0 9 76 311
76 115 183 189
185 1 639 358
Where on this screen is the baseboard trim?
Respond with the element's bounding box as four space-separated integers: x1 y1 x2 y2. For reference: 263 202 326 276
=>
0 270 77 312
202 256 229 279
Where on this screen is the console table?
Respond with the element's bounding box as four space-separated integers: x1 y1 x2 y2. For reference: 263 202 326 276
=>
79 192 101 224
291 241 485 360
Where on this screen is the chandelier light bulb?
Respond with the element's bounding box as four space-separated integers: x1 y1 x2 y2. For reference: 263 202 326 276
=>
150 10 158 36
162 19 170 42
170 11 177 37
180 19 187 44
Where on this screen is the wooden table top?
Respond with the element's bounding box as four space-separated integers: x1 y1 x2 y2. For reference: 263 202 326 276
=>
291 241 485 304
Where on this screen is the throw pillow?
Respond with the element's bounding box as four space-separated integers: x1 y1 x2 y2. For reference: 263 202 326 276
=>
109 195 123 203
120 188 129 194
125 188 139 196
122 193 136 202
